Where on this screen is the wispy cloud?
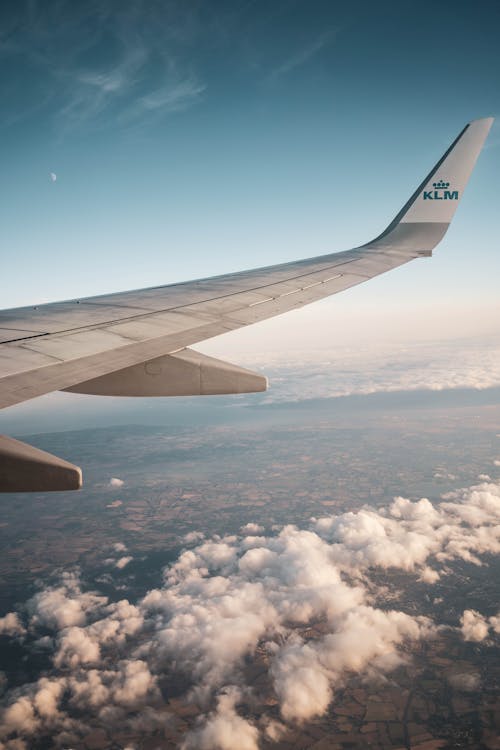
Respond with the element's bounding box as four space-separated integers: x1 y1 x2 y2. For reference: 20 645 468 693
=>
269 29 338 80
0 1 207 133
139 79 206 113
1 1 340 133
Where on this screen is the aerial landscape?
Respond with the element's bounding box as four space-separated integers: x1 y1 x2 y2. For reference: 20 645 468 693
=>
0 382 499 748
0 1 500 749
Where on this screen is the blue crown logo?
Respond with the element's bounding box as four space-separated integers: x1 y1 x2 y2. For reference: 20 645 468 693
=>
423 178 459 201
432 179 450 189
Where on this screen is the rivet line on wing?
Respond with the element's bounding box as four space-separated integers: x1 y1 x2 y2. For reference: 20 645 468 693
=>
248 273 343 306
249 297 275 307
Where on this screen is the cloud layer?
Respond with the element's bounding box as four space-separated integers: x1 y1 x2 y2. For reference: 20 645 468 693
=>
0 479 499 748
257 340 500 403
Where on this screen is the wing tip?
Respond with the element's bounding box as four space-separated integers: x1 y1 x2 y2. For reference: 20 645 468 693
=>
468 116 494 129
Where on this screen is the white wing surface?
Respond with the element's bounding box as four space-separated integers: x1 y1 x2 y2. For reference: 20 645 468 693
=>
0 118 493 491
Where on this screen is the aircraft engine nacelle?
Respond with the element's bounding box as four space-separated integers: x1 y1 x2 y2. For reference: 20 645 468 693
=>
63 348 268 397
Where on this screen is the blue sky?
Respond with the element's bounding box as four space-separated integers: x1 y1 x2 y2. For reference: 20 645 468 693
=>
0 0 499 427
1 0 499 303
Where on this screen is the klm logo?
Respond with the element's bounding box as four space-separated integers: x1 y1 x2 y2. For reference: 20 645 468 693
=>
423 179 459 201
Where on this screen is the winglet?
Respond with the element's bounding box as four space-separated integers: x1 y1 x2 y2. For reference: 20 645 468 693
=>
371 117 493 254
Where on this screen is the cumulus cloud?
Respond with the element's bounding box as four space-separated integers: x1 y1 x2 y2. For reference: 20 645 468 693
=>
418 566 440 583
0 613 25 638
183 530 205 544
181 688 259 750
240 523 264 535
104 543 133 569
460 610 489 642
106 659 157 707
0 478 498 747
54 626 100 668
489 613 500 634
27 572 106 630
314 482 500 573
460 609 500 642
1 695 40 736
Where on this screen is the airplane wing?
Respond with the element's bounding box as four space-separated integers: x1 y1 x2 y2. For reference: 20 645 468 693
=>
0 117 493 491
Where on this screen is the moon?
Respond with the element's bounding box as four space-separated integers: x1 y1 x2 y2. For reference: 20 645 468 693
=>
49 172 57 182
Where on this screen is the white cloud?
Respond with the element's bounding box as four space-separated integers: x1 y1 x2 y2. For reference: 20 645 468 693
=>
460 609 500 642
0 477 499 747
460 610 489 642
314 483 500 573
182 688 259 750
183 530 205 544
269 29 336 80
418 566 440 584
200 333 500 403
138 79 206 113
0 613 25 638
32 678 64 720
27 572 106 630
262 717 286 742
107 660 157 707
109 477 124 488
270 638 332 722
1 696 39 736
489 613 500 634
54 626 100 668
240 523 264 535
115 556 133 570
